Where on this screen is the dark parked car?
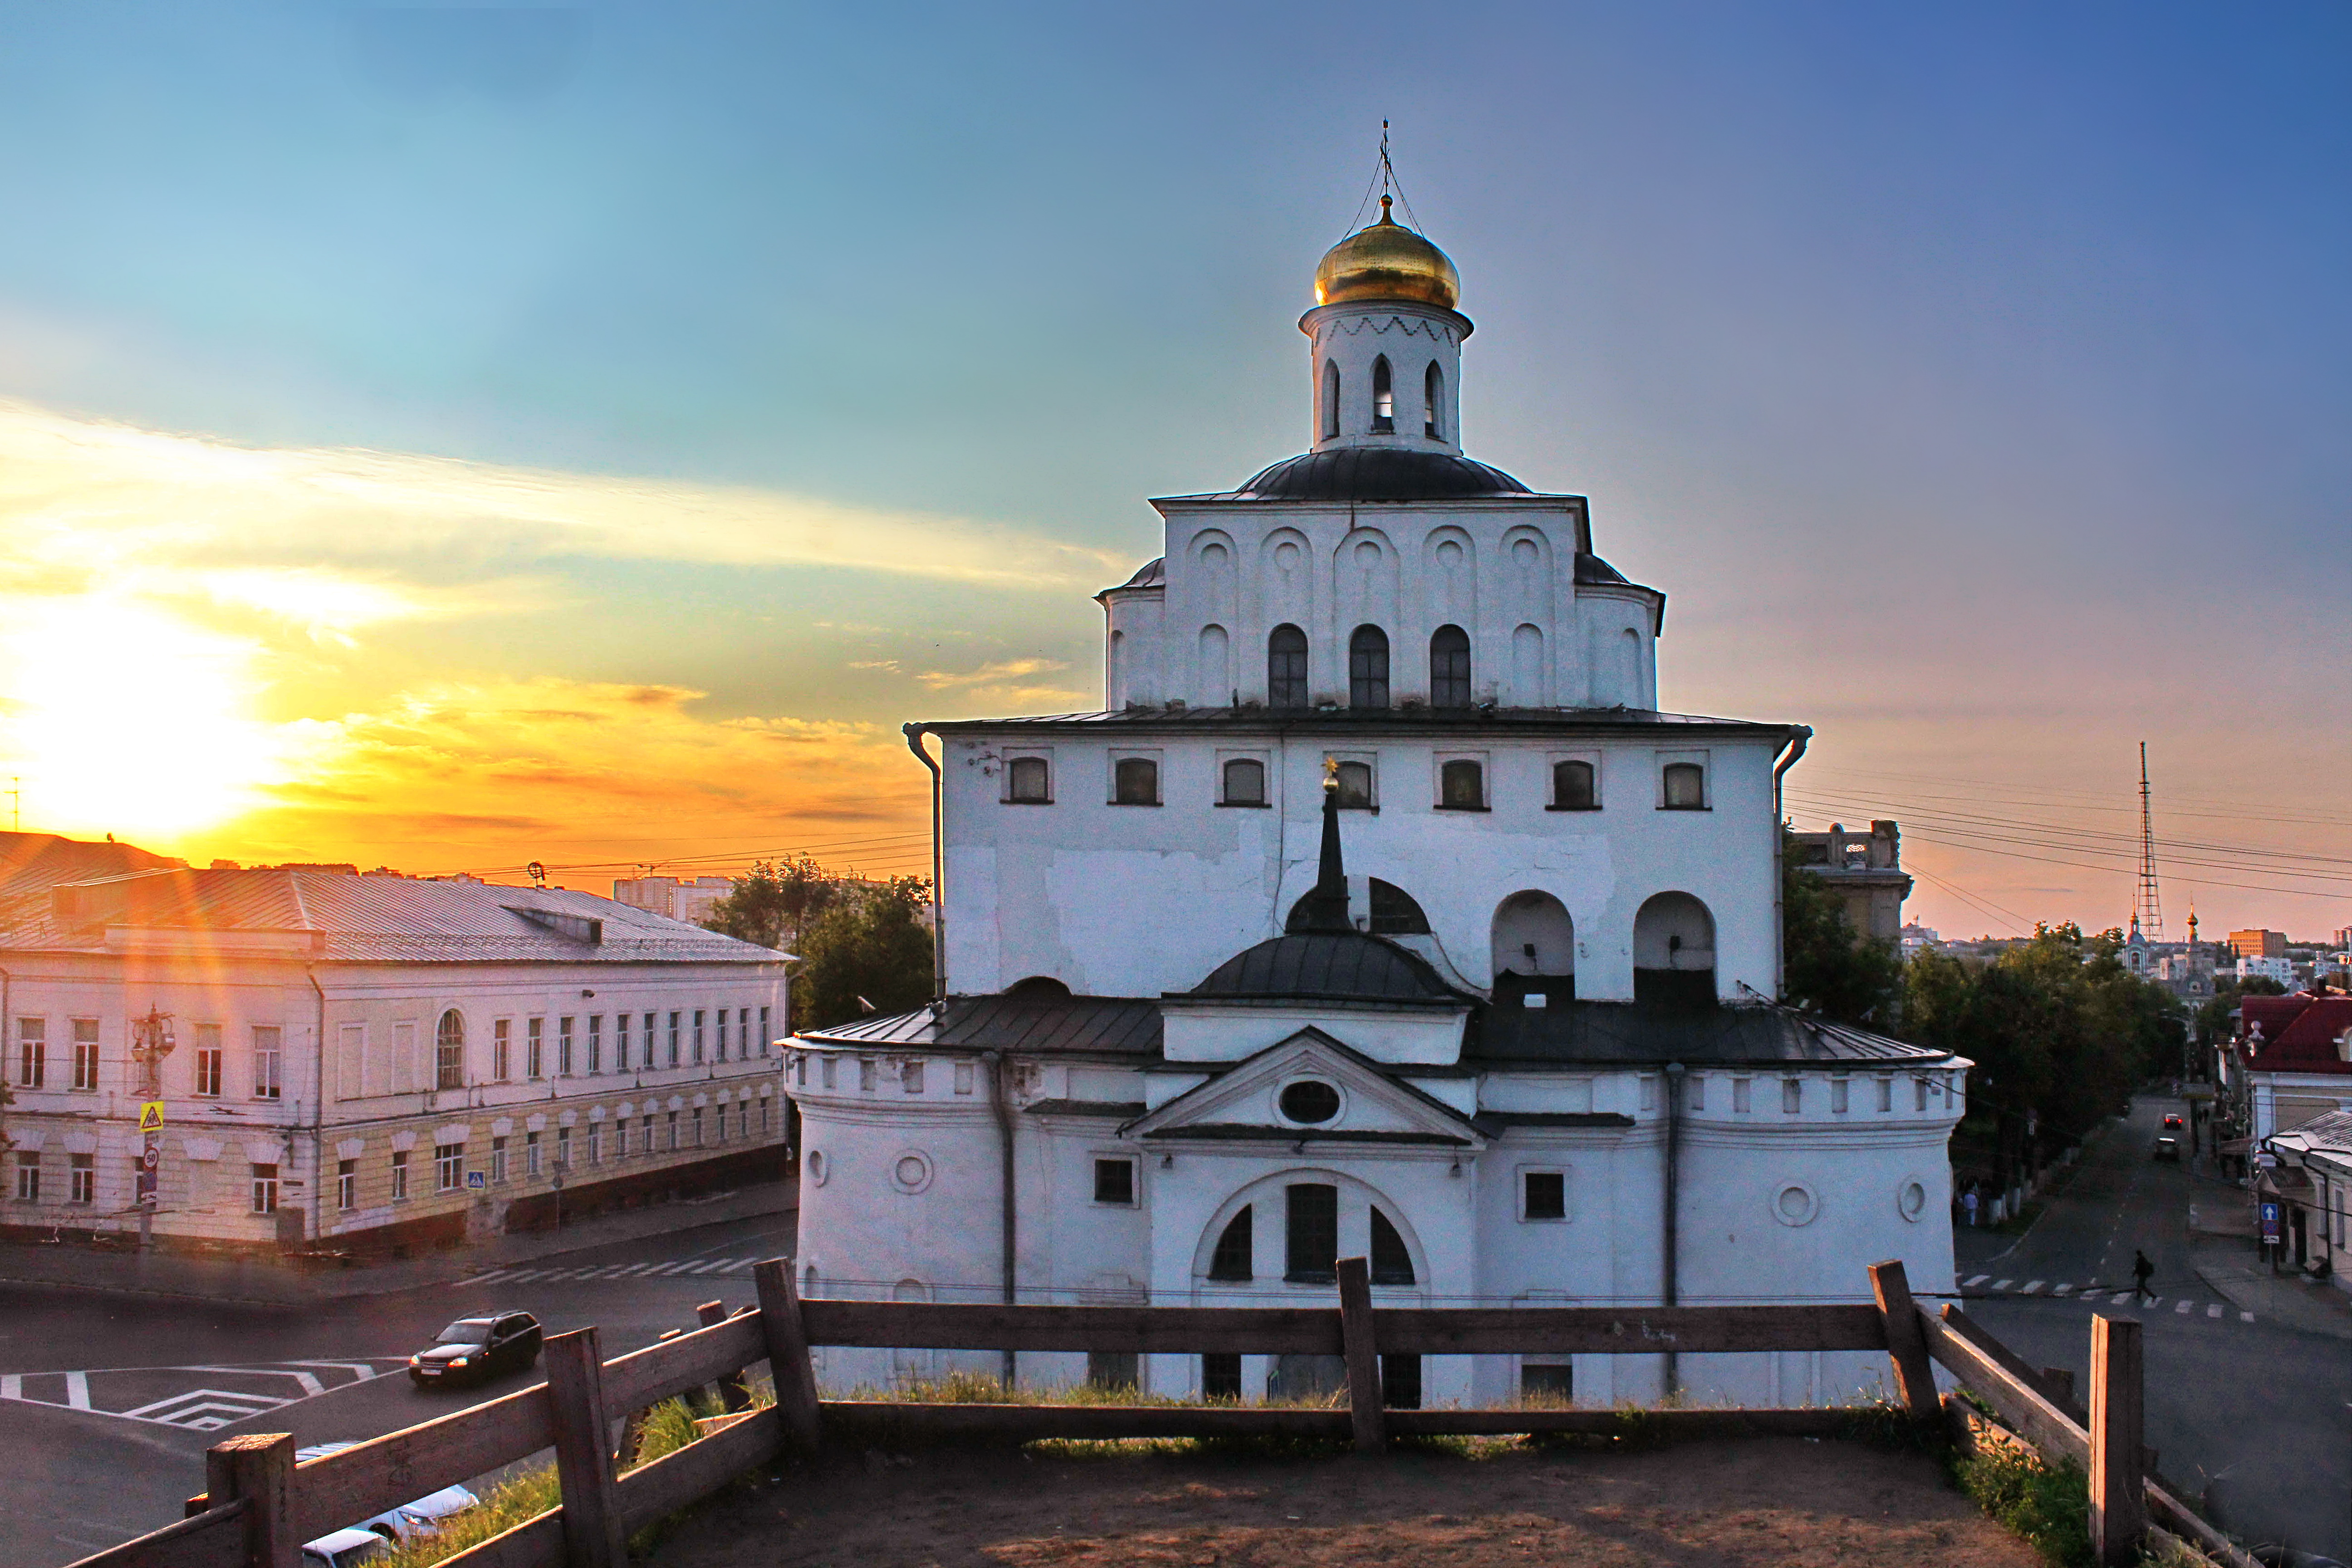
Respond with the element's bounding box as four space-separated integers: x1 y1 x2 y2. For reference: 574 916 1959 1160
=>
2152 1136 2181 1162
408 1312 542 1389
2163 1112 2185 1131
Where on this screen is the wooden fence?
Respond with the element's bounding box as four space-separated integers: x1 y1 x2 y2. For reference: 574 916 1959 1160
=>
65 1257 2240 1568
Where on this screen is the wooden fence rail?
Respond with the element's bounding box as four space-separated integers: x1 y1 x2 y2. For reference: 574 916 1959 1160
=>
67 1256 2242 1568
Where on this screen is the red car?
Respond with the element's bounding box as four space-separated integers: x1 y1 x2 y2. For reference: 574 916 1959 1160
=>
2163 1113 2185 1131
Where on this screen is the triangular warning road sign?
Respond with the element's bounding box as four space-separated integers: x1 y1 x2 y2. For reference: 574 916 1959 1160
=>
138 1101 165 1132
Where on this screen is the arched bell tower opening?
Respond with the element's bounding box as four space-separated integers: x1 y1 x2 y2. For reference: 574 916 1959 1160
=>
1491 892 1574 1004
1633 892 1717 1009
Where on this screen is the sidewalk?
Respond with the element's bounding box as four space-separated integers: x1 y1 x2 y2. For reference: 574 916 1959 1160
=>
0 1179 797 1307
2190 1230 2352 1342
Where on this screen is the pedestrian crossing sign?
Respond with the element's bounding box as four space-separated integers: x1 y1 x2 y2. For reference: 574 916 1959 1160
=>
467 1171 487 1190
138 1102 165 1132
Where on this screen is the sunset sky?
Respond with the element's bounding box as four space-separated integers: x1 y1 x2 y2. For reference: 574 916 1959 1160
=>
0 3 2343 939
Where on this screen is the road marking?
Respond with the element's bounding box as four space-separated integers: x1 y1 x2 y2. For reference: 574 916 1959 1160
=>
2207 1304 2223 1319
2239 1311 2254 1323
2174 1299 2192 1314
612 1263 657 1277
454 1271 509 1285
0 1360 404 1429
686 1260 733 1275
2111 1292 2134 1304
2022 1281 2045 1294
1963 1274 1989 1288
119 1388 289 1430
647 1262 696 1276
2052 1283 2072 1295
1990 1279 2013 1291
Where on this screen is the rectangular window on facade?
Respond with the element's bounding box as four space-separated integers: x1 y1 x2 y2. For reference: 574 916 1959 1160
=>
693 1010 706 1064
1093 1156 1136 1205
251 1163 279 1214
1523 1170 1568 1221
435 1143 463 1192
1333 759 1375 810
1522 1362 1574 1402
71 1019 99 1091
390 1149 410 1200
1686 1075 1705 1112
252 1026 283 1100
758 1006 770 1055
557 1126 572 1167
760 1099 769 1135
667 1111 679 1150
1831 1077 1850 1113
641 1014 657 1068
1085 1351 1139 1393
1203 1352 1242 1400
739 1008 752 1059
667 1013 681 1067
194 1024 222 1097
902 1061 925 1094
1661 760 1707 809
526 1131 542 1177
587 1015 602 1074
491 1136 509 1184
527 1017 544 1079
954 1061 974 1095
1732 1077 1752 1114
1551 759 1598 811
558 1017 574 1076
1782 1078 1802 1114
1220 756 1267 807
337 1159 356 1211
1006 755 1051 804
1284 1182 1339 1284
859 1057 876 1092
1437 758 1485 810
69 1153 94 1205
616 1120 630 1157
1112 755 1160 805
587 1124 602 1164
1915 1077 1930 1112
642 1114 655 1153
12 1150 36 1202
17 1018 44 1088
615 1014 631 1069
822 1055 838 1089
494 1019 512 1081
1877 1076 1894 1112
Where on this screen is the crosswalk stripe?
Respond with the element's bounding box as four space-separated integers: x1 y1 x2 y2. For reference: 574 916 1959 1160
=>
2239 1310 2255 1323
612 1263 657 1276
2175 1299 2191 1314
503 1270 548 1284
687 1260 734 1275
461 1270 515 1285
2207 1303 2223 1319
2111 1292 2133 1304
1991 1279 2014 1292
2022 1281 2045 1294
2053 1284 2073 1295
1963 1274 1989 1288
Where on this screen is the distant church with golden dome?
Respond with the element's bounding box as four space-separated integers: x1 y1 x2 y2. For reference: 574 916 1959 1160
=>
787 182 1968 1410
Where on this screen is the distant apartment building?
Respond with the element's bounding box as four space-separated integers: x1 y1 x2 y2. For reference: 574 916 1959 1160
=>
1899 921 1940 956
2231 929 2288 960
1787 820 1911 943
612 875 736 928
0 865 788 1255
2239 955 2297 988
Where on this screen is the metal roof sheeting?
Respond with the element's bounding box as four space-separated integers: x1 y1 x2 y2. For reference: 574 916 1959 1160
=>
0 868 781 965
1472 1001 1950 1067
799 995 1165 1056
1185 933 1464 1006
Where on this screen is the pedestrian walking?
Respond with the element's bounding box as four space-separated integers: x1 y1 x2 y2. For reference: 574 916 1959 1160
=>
2132 1249 2155 1303
1963 1187 1980 1228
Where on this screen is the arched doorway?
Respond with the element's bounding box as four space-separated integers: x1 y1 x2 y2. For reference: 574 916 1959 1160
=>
1633 892 1716 1008
1490 892 1575 1004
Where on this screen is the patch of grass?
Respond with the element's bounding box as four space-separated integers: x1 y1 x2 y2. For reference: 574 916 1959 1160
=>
1955 1445 2093 1568
368 1465 560 1568
1838 1395 1950 1456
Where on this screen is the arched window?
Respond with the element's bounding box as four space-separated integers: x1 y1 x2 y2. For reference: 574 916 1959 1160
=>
1334 760 1374 809
1439 759 1484 810
1662 762 1706 809
1268 624 1308 708
1371 356 1394 433
434 1010 465 1091
1429 624 1471 707
1284 874 1426 934
1321 360 1340 441
1007 755 1050 804
1348 625 1390 709
1006 975 1071 1000
1221 757 1266 806
1209 1206 1253 1280
1371 1207 1416 1285
1552 759 1597 810
1633 892 1717 1009
1424 362 1443 439
1113 757 1159 805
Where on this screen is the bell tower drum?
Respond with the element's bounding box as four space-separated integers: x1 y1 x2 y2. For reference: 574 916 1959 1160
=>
1303 196 1470 457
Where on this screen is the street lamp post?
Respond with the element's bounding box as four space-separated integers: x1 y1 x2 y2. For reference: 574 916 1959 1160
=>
127 1009 176 1252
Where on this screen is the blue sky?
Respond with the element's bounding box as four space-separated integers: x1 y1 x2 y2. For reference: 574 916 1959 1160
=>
0 2 2343 936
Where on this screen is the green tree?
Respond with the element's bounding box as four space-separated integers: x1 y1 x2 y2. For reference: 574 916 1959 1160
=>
701 856 842 951
1780 837 1906 1027
791 875 936 1032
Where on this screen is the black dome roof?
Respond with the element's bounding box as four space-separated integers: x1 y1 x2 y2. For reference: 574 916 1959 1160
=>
1187 932 1460 1004
1235 449 1531 502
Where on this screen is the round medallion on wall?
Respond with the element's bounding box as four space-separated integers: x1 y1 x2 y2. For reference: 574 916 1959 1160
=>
1771 1182 1819 1227
1277 1079 1343 1125
890 1150 935 1195
805 1150 828 1187
1896 1178 1930 1223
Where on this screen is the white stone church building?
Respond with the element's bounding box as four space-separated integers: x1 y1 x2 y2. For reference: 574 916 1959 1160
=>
789 196 1967 1410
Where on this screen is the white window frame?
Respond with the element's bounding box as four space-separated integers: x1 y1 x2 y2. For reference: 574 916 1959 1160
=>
1215 749 1273 808
1433 751 1490 812
1326 751 1379 811
1091 1153 1141 1208
1547 750 1603 812
1519 1166 1571 1222
70 1018 100 1092
1656 749 1711 811
1002 749 1055 805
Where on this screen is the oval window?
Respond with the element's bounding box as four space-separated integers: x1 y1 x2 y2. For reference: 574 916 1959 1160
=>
1898 1180 1928 1221
1279 1081 1342 1124
805 1151 828 1187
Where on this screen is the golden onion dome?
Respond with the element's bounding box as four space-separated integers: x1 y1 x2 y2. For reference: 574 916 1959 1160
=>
1313 195 1461 310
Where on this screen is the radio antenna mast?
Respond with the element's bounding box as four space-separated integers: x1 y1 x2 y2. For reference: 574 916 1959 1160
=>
2135 741 2165 941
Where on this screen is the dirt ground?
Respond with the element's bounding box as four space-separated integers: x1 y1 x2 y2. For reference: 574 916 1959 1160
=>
649 1436 2042 1567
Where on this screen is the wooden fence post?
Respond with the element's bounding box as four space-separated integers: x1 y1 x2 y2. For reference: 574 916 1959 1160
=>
1336 1256 1385 1455
545 1327 627 1568
205 1432 295 1568
1867 1259 1940 1420
754 1256 824 1454
697 1300 754 1413
2088 1315 2146 1566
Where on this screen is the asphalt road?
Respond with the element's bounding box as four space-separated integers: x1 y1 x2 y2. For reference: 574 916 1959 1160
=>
1960 1095 2352 1562
0 1206 797 1568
